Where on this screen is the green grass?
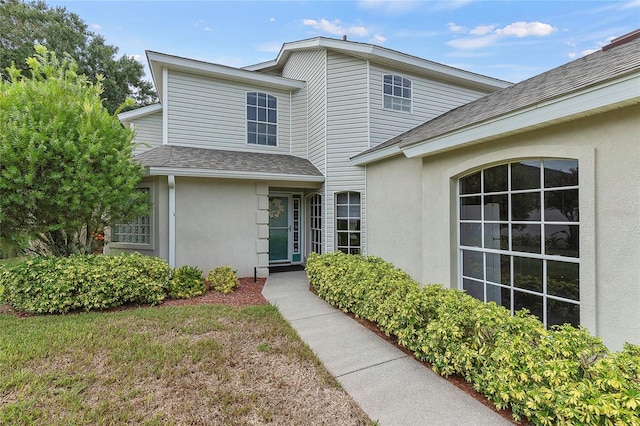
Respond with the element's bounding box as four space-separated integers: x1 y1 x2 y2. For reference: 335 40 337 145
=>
0 305 372 425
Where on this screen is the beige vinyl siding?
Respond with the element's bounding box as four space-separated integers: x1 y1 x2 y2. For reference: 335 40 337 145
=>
369 64 489 147
282 50 327 172
131 111 163 155
166 70 292 154
325 51 369 254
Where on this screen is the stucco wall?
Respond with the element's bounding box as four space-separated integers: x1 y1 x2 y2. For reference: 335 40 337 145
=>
174 177 259 278
419 104 639 351
366 155 424 281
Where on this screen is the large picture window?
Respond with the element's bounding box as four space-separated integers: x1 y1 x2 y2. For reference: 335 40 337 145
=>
383 74 411 112
336 192 361 255
458 159 579 327
247 92 277 146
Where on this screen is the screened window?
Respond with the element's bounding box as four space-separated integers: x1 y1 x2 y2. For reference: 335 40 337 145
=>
336 192 361 255
383 74 411 112
247 92 277 146
309 194 322 254
113 187 152 245
459 159 579 327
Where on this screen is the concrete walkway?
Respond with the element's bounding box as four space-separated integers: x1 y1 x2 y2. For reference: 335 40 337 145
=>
262 270 512 426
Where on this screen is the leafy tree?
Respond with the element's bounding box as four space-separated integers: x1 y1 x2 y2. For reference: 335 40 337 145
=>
0 0 156 113
0 46 148 256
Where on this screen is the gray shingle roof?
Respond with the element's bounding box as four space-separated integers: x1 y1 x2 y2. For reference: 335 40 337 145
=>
354 35 640 160
135 145 323 177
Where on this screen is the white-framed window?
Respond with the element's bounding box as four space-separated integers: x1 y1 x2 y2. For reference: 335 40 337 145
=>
112 186 153 247
309 194 322 254
383 74 411 112
458 159 579 327
247 92 277 146
336 191 361 255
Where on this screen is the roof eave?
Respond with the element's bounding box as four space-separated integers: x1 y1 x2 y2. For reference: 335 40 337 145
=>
350 145 403 166
118 103 162 123
402 72 640 159
146 166 325 183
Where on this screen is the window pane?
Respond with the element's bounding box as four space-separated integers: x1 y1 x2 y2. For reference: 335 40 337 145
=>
460 172 481 194
512 161 541 190
258 108 266 122
393 75 401 85
512 224 541 254
350 232 360 246
513 256 542 292
484 164 508 193
258 123 266 134
349 205 360 217
349 220 360 231
545 189 579 222
384 96 392 108
337 232 348 246
267 96 276 109
248 122 256 133
267 124 277 135
547 299 580 327
486 283 511 310
337 193 349 204
257 93 266 106
349 248 360 255
484 223 509 250
547 261 579 300
545 225 579 257
349 192 361 203
247 106 257 120
463 278 484 301
544 159 578 188
257 134 266 145
247 133 256 144
484 194 508 221
486 253 510 285
247 92 257 105
337 205 348 217
514 291 543 323
460 196 481 220
267 135 276 146
404 79 411 89
462 250 483 280
512 192 541 221
460 222 482 247
394 86 401 96
403 88 411 98
268 109 277 123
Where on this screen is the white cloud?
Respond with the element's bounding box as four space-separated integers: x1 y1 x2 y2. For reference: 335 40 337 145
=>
204 27 212 32
447 34 500 50
447 22 465 33
621 0 640 9
255 42 282 53
581 48 599 56
470 25 495 36
495 22 556 38
302 18 369 37
128 54 143 62
357 0 422 14
370 34 387 44
270 17 276 22
91 23 101 30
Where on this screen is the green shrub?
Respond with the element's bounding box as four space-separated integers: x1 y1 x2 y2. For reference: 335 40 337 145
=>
306 252 640 425
168 265 205 299
0 253 170 313
208 266 238 294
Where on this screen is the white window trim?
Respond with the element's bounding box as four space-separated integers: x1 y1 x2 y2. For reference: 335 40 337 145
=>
382 74 412 113
335 191 362 255
445 145 595 333
246 91 279 148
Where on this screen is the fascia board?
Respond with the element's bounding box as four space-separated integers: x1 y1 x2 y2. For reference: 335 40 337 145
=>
118 104 163 122
147 51 305 91
402 73 640 159
147 167 325 183
350 145 402 166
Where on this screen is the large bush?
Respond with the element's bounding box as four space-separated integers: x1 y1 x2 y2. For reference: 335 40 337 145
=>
0 253 170 313
306 252 640 425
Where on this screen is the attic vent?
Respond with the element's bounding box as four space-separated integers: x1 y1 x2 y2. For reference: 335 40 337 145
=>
602 28 640 51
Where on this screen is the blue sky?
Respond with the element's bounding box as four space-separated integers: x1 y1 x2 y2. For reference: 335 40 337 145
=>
49 1 639 84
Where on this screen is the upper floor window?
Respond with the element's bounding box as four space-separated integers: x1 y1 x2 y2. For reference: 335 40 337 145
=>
383 74 411 112
336 192 361 255
247 92 277 146
458 159 579 328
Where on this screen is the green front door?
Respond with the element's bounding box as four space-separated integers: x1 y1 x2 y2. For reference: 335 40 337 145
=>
269 196 289 262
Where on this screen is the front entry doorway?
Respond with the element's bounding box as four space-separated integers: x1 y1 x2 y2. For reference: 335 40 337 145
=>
268 194 302 265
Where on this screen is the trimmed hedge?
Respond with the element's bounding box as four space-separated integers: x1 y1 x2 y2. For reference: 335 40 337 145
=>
306 252 640 425
168 265 205 299
0 253 170 313
207 266 238 294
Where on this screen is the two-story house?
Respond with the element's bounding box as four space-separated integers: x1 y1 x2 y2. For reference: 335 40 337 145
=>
113 37 509 279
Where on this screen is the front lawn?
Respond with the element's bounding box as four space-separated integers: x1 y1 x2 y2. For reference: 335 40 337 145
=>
0 305 372 425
